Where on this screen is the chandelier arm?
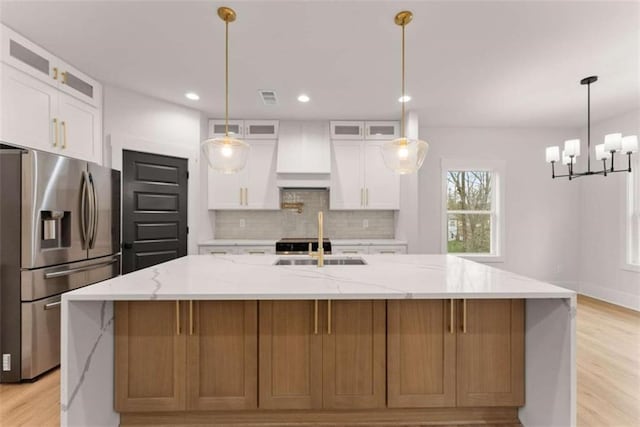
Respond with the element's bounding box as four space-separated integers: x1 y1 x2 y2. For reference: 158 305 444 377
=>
401 23 405 139
225 19 229 137
628 152 633 172
603 159 608 177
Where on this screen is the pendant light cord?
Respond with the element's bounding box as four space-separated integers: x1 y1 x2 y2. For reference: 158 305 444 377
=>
225 19 229 137
401 23 405 139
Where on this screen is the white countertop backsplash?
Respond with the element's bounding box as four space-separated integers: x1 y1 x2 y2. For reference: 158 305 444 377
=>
65 254 574 301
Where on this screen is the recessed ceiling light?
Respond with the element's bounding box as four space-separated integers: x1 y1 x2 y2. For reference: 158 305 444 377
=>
297 94 310 103
398 95 411 103
185 92 200 101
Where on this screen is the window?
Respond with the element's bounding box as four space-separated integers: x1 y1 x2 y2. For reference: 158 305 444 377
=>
441 159 504 261
626 155 640 268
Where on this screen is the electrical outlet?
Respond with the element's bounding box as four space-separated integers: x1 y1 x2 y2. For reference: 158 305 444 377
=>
363 219 369 229
239 219 246 228
2 354 11 371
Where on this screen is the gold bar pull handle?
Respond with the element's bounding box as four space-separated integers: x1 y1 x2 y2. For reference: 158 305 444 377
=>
462 299 467 334
52 67 58 80
189 301 194 335
52 118 58 147
327 300 332 335
314 300 318 335
365 188 369 207
449 299 454 334
176 301 181 335
61 121 67 149
61 71 68 84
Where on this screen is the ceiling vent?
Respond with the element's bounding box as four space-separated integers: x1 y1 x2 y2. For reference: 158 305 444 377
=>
259 89 278 105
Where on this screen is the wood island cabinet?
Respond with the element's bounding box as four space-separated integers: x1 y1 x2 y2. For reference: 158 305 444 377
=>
258 300 386 410
387 299 525 409
114 300 257 413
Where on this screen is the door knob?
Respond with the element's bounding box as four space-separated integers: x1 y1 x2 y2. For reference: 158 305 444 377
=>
123 242 133 250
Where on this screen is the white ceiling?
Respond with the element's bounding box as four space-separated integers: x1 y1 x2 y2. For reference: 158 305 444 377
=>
1 0 638 127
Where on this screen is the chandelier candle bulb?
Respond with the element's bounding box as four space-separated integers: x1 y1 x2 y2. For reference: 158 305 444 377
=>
604 133 623 152
564 139 581 157
622 135 639 153
546 146 560 163
595 144 611 160
562 150 576 165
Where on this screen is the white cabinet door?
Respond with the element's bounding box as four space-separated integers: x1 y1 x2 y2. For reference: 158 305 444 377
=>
57 92 101 162
330 140 364 210
208 119 244 138
368 245 407 254
57 59 102 108
1 64 57 153
330 121 364 140
363 141 400 209
365 121 400 140
246 140 279 209
244 120 278 139
2 25 56 85
208 168 245 210
332 245 369 255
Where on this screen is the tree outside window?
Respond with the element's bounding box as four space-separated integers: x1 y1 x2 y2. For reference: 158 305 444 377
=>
446 170 494 254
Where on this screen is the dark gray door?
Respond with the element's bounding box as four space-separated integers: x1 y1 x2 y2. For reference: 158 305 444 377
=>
122 150 188 274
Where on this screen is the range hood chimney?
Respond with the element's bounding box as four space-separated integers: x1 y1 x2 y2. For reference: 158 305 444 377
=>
276 121 331 188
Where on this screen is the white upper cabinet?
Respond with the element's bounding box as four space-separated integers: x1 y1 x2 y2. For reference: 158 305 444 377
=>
330 139 400 210
208 140 279 210
365 121 400 140
330 140 365 210
330 121 364 140
277 121 331 174
363 141 400 209
244 120 278 139
0 25 103 164
208 119 244 138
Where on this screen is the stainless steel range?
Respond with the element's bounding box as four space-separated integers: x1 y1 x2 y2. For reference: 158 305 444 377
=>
275 238 332 255
0 146 121 382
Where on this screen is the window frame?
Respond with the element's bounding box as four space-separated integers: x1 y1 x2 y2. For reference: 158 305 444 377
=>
441 158 505 263
623 153 640 272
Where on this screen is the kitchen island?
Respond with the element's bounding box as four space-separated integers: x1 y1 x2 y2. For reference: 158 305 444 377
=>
61 254 576 427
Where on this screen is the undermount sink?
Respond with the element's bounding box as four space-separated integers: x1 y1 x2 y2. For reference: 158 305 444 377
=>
274 257 367 266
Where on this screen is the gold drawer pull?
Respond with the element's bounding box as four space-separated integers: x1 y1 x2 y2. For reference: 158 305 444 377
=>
52 118 58 147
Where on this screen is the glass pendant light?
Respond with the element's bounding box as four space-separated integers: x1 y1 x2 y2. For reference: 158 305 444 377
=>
201 7 249 174
381 11 429 175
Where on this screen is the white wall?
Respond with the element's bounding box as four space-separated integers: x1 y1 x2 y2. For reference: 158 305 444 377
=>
577 109 640 310
417 127 581 287
103 85 202 254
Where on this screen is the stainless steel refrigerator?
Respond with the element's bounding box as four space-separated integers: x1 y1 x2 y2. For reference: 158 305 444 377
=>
0 146 120 382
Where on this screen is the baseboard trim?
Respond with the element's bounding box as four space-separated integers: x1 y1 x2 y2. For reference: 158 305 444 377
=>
578 282 640 312
120 407 521 426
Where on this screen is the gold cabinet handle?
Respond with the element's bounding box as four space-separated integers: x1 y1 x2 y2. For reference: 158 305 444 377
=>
327 300 332 335
176 301 181 335
52 118 58 147
314 300 318 335
61 71 68 84
449 299 454 334
365 188 369 207
61 121 67 149
461 299 467 334
52 67 58 80
189 301 194 335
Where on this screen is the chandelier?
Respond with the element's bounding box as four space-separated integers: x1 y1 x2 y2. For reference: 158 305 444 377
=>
381 11 429 174
201 6 250 174
545 76 637 180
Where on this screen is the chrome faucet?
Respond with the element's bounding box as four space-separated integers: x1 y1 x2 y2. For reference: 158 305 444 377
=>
309 211 325 267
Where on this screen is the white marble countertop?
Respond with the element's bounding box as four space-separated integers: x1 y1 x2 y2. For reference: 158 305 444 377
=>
198 239 276 246
331 239 407 245
64 254 574 301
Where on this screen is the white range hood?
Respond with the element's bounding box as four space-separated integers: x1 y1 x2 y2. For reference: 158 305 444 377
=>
276 121 331 188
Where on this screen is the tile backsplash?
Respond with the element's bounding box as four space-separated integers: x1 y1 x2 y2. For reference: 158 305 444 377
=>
214 189 395 239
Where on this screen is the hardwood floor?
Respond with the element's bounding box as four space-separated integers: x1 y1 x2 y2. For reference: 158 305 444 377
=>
0 295 638 426
576 295 640 427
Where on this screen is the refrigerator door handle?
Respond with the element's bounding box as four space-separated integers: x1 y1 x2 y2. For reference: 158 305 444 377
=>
44 258 118 279
88 173 98 249
80 171 90 248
